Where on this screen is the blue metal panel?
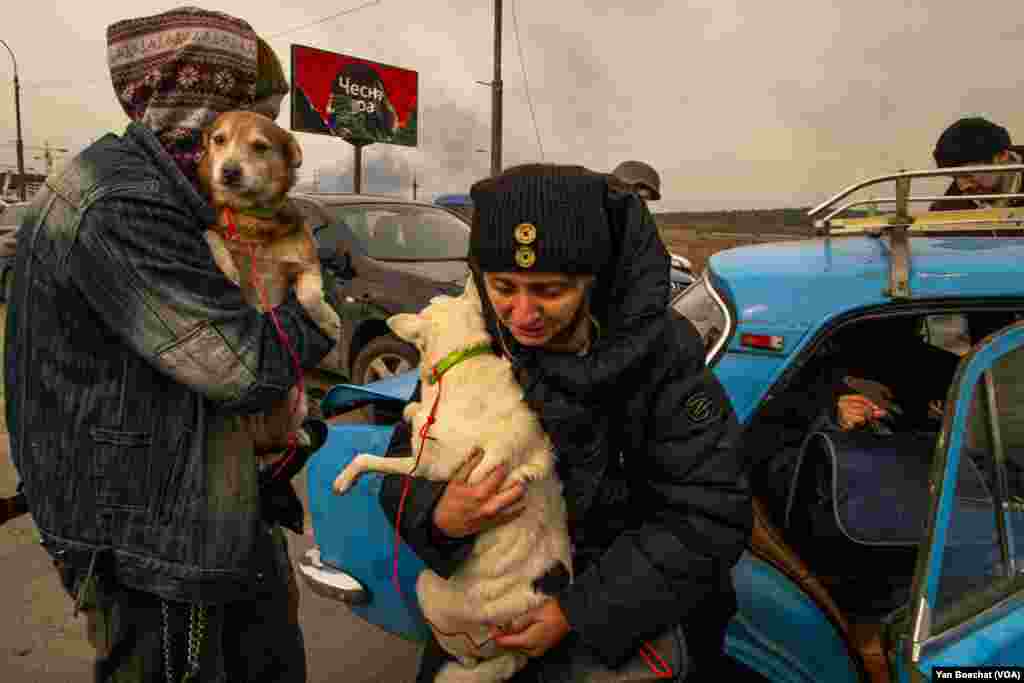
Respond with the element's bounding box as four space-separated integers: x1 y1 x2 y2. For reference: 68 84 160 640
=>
726 553 859 683
321 370 419 417
916 615 1024 677
713 353 788 423
711 236 1024 330
307 423 431 643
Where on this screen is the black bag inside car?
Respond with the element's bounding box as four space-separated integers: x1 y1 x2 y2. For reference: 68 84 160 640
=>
782 430 990 619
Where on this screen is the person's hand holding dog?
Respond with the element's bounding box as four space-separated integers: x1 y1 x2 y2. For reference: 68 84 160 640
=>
432 449 526 539
490 599 570 658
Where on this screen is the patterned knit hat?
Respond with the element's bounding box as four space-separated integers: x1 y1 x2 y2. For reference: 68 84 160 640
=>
255 36 290 100
469 164 613 275
933 117 1012 167
107 6 260 183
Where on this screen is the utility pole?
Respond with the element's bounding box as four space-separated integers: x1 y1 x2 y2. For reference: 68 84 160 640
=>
491 0 503 177
0 39 26 201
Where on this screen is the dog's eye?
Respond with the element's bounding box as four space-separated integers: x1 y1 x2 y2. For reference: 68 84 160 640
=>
212 134 226 145
252 141 270 153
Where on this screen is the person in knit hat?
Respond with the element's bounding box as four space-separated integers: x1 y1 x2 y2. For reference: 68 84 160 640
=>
379 163 750 681
930 116 1024 210
6 7 335 681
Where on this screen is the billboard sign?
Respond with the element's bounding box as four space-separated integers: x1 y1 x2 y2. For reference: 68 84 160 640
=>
290 44 418 147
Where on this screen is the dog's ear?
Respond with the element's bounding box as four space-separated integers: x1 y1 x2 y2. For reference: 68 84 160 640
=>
197 127 211 163
286 131 303 169
196 129 212 191
387 313 424 345
461 275 483 312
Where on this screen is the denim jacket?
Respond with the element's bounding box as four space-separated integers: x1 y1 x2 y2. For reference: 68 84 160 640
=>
4 122 334 604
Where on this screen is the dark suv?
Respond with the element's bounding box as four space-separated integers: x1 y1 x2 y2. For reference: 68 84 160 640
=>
291 192 470 391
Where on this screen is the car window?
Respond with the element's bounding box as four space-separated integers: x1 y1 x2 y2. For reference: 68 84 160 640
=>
932 343 1024 632
323 205 469 261
924 314 971 357
671 272 733 366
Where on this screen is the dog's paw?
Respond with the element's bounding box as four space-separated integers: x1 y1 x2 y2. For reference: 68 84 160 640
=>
332 464 361 495
293 428 312 449
511 460 552 484
402 402 422 423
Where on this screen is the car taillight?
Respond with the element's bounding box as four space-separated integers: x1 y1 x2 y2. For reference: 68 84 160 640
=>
740 333 784 352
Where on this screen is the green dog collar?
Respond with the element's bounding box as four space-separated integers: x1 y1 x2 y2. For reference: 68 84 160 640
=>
428 342 493 385
238 205 282 220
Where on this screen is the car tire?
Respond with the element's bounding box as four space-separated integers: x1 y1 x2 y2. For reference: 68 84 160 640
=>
0 267 10 303
351 334 420 425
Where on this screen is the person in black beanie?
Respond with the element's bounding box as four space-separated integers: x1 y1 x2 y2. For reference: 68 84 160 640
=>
378 163 751 681
931 117 1024 210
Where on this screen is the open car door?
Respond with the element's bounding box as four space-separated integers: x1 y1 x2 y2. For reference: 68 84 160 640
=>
901 320 1024 680
299 370 432 644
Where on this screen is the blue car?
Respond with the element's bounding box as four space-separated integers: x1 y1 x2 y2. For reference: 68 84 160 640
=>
302 164 1024 682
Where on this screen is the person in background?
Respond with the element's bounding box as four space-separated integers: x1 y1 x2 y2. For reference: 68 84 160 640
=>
5 7 335 681
611 159 662 201
931 117 1024 211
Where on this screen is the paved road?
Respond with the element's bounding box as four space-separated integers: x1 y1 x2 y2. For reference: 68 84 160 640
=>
0 410 422 682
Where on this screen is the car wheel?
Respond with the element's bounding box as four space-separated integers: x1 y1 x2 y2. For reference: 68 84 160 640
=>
0 267 10 303
351 335 419 425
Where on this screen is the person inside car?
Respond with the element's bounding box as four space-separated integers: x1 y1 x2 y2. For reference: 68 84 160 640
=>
746 315 962 527
829 316 961 433
378 163 751 681
930 117 1024 211
5 7 335 681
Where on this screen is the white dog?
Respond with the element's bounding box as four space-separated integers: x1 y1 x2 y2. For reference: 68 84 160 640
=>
332 276 572 683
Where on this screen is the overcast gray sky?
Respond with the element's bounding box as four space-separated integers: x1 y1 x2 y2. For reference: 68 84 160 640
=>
3 0 1022 210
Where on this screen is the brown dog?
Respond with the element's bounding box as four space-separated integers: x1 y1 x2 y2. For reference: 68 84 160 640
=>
198 110 342 453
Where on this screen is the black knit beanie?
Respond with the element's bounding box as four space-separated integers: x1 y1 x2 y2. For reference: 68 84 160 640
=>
469 164 613 275
934 117 1012 167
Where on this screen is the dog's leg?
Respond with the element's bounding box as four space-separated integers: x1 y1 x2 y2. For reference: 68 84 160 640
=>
295 266 342 341
204 230 241 285
332 453 421 494
403 401 422 423
434 653 528 683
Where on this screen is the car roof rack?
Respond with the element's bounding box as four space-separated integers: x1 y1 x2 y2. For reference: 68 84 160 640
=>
806 165 1024 299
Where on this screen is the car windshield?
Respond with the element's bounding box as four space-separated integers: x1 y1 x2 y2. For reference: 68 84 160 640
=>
323 204 469 261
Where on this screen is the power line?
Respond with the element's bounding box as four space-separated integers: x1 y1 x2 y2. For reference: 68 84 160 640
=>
509 0 544 161
265 0 382 41
20 1 384 91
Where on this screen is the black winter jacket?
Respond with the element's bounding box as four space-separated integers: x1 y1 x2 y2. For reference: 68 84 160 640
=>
379 189 751 680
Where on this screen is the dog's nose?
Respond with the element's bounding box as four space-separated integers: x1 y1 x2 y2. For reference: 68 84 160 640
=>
221 163 243 186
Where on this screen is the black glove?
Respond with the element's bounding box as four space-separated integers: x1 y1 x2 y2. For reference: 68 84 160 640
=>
259 418 329 534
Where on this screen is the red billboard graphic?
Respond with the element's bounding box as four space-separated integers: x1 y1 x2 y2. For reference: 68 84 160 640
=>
290 44 418 147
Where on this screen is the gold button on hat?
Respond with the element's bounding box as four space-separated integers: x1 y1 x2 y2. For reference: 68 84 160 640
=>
514 222 537 245
515 245 536 268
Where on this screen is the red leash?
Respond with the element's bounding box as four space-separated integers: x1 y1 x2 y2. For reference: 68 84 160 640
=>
392 368 443 600
220 207 304 474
